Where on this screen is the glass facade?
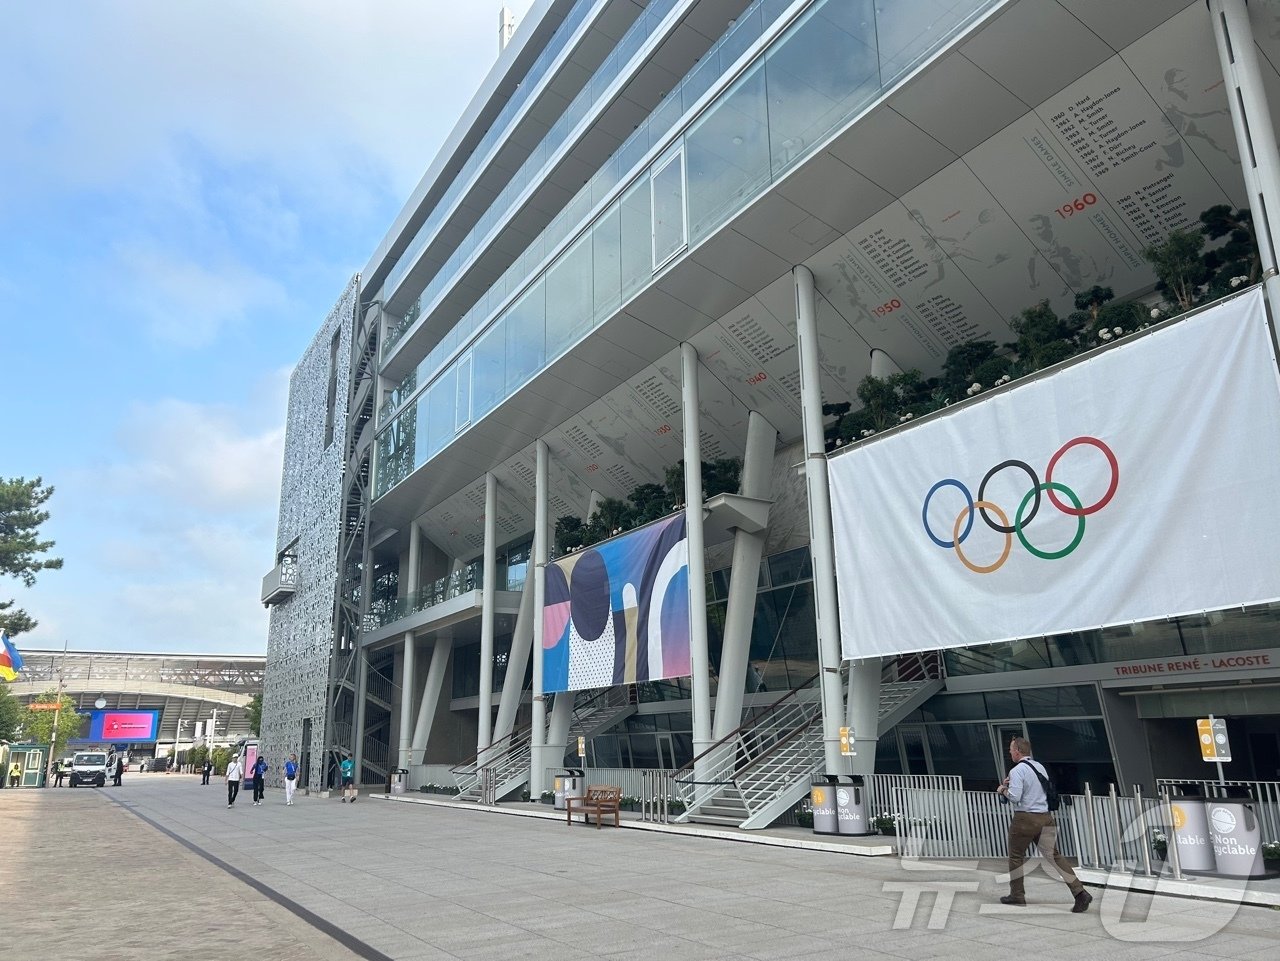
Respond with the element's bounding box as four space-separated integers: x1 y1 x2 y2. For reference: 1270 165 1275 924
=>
945 604 1280 676
373 0 999 498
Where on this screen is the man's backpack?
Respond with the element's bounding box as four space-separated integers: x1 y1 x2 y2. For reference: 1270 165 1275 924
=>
1019 759 1060 812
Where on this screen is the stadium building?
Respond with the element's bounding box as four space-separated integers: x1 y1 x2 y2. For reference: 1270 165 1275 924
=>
261 0 1280 824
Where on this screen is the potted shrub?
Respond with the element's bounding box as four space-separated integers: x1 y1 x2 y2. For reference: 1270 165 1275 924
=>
520 790 531 802
1263 840 1280 872
540 790 555 805
873 813 899 836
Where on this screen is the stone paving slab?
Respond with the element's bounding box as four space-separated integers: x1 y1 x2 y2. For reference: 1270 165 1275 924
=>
11 775 1280 960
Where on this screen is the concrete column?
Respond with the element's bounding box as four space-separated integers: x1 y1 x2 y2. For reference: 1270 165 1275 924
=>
478 473 498 753
530 439 550 795
397 632 415 771
410 637 453 762
680 342 713 759
794 265 848 774
494 572 534 742
845 658 882 776
547 691 574 775
1210 0 1280 308
712 411 777 739
869 349 902 379
406 521 421 600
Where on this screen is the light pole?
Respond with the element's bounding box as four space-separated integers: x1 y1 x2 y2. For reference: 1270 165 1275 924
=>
43 639 69 789
173 718 191 772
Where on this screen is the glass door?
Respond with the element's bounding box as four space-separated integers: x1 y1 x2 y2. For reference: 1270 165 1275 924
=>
655 733 677 769
897 725 932 775
989 721 1028 776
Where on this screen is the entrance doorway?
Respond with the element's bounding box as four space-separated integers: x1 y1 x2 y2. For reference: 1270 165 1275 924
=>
989 721 1028 774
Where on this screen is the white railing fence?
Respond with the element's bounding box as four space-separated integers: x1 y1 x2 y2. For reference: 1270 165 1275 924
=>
890 780 1280 879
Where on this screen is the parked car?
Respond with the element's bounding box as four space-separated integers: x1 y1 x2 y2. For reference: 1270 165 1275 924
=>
70 751 110 787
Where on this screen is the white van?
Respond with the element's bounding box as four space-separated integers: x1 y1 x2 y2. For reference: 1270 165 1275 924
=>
70 750 111 787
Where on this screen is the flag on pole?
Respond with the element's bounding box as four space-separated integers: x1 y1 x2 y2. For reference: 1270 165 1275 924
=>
0 631 24 682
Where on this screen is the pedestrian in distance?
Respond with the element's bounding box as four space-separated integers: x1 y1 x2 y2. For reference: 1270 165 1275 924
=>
112 756 124 787
201 758 213 785
284 753 299 806
251 755 268 805
8 761 20 788
225 755 243 808
54 759 66 788
996 737 1092 912
340 753 356 803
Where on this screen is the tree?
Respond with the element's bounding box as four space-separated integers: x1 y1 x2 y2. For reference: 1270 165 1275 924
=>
0 685 21 742
0 477 64 637
246 692 263 736
20 691 85 750
1144 229 1207 311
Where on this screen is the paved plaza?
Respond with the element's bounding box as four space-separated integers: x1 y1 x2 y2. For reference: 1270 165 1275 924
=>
4 776 1279 961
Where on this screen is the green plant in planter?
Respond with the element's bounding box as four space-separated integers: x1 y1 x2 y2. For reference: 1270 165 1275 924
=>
540 789 555 804
520 790 531 802
795 809 814 828
872 812 899 836
1262 840 1280 864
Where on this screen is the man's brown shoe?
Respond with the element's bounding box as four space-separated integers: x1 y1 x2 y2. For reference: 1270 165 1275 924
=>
1072 890 1093 913
999 896 1026 906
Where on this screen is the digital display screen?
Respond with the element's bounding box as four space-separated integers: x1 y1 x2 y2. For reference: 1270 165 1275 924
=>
86 710 160 742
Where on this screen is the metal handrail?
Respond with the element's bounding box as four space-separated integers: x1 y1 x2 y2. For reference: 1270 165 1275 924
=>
670 671 821 780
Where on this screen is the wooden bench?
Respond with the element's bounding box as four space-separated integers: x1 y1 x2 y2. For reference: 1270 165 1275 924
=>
565 784 622 829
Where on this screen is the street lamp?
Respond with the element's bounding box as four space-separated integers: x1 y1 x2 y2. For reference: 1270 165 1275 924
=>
173 718 192 772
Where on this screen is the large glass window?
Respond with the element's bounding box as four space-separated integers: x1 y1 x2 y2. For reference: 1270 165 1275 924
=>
505 278 546 394
619 180 651 300
685 63 771 245
876 0 989 86
592 206 622 321
545 233 594 361
651 149 687 268
472 318 506 419
765 0 879 175
424 366 456 461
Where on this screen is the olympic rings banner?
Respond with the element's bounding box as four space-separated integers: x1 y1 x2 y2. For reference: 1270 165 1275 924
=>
829 288 1280 658
542 513 690 693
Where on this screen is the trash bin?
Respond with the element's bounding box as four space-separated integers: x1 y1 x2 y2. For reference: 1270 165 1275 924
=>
555 769 584 811
1167 784 1216 873
811 775 840 835
1206 792 1267 878
836 775 872 836
391 768 408 796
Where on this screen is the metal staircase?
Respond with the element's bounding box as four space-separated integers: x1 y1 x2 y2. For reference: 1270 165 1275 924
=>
451 686 637 802
675 654 944 829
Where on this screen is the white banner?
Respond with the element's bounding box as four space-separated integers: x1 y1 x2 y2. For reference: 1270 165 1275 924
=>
830 288 1280 658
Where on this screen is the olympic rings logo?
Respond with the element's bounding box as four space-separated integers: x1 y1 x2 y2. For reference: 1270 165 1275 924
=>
921 436 1119 574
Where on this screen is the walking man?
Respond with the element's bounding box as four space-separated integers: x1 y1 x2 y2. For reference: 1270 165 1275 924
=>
225 754 242 808
996 737 1091 912
54 759 66 787
201 758 213 785
251 754 268 805
340 753 356 803
284 753 298 806
112 755 124 787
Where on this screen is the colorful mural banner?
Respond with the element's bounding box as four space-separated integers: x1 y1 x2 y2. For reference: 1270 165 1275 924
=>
542 513 690 693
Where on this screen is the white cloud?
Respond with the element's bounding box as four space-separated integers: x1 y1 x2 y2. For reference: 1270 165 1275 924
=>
110 397 286 513
113 242 289 348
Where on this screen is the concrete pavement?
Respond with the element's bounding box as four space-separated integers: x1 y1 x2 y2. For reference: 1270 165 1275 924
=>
5 774 1280 961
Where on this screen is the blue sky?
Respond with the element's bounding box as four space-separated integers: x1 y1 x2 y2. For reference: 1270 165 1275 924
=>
2 1 535 655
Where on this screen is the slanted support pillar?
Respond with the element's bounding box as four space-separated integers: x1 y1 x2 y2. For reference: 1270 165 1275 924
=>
681 343 713 760
712 411 777 739
530 439 550 795
1210 0 1280 312
793 265 848 775
494 573 534 742
478 473 497 754
410 637 452 762
352 546 374 781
